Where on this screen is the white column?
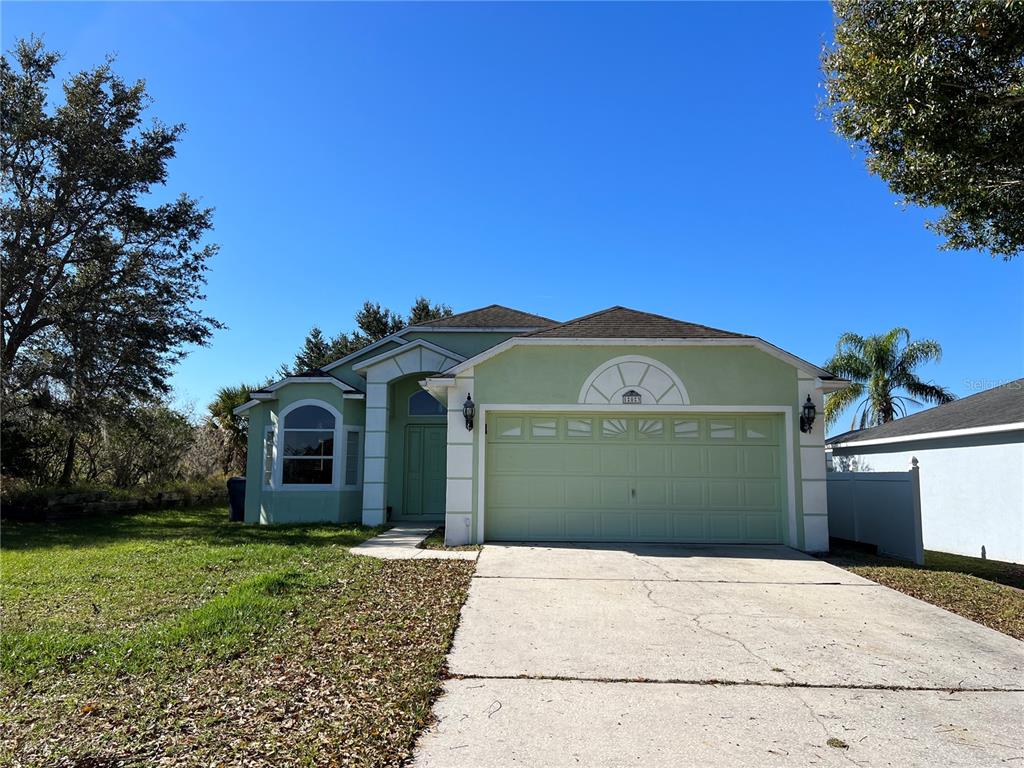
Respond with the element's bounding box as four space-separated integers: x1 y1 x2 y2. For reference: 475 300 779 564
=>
361 374 390 526
444 370 475 546
799 374 829 551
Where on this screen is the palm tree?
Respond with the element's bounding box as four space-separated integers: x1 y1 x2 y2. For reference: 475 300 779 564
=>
824 328 955 431
207 383 260 474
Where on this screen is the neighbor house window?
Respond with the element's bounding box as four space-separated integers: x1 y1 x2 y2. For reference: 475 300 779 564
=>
344 429 361 487
281 404 336 485
409 390 445 416
262 426 275 487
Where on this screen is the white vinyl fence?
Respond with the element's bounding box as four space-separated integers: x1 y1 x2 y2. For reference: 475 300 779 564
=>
826 457 924 564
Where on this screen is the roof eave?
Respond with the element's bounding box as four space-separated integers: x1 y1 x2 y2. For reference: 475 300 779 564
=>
828 421 1024 449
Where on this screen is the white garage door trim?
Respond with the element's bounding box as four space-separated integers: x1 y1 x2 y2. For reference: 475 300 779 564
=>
476 404 797 546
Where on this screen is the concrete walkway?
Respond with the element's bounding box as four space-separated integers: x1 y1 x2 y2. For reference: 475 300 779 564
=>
350 524 478 561
414 542 1024 767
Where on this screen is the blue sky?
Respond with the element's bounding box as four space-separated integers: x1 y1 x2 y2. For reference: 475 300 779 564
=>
5 1 1022 433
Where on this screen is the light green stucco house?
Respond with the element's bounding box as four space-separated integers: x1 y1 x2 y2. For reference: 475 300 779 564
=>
234 305 848 550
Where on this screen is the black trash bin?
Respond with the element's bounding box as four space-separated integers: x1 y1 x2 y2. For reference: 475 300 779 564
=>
227 476 246 522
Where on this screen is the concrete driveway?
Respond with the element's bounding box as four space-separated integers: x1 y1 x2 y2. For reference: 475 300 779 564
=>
414 543 1024 767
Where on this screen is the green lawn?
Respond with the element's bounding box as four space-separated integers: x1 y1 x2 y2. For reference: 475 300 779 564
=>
824 544 1024 640
1 507 474 766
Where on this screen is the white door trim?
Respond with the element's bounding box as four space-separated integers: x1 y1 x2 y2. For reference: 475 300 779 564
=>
475 404 797 546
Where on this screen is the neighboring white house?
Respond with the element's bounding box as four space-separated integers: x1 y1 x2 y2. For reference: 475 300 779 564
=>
827 379 1024 564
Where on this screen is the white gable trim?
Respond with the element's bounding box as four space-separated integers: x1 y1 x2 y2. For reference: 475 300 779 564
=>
231 377 363 415
264 376 357 393
352 338 466 374
321 333 411 372
321 325 547 373
442 336 844 383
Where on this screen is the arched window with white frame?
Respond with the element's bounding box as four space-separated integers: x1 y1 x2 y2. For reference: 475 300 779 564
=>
277 400 341 489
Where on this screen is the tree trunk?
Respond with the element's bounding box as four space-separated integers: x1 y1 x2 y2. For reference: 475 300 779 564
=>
59 431 78 486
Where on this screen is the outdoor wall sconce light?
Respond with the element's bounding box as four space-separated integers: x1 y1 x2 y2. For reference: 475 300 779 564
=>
800 395 816 434
462 393 475 431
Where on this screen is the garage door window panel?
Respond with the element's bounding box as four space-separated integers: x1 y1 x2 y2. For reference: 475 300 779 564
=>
495 417 524 438
710 419 737 439
566 418 593 438
601 418 630 439
637 418 665 439
673 419 701 440
743 417 775 441
530 418 558 438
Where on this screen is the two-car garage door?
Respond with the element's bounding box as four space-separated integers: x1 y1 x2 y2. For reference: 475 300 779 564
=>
484 412 786 543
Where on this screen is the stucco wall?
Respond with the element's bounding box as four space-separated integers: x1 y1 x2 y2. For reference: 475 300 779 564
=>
831 432 1024 563
474 345 798 406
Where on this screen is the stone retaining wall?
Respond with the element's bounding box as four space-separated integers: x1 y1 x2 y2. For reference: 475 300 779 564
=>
2 488 228 522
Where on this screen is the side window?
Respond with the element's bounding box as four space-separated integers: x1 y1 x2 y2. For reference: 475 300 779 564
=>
262 426 275 487
344 429 361 487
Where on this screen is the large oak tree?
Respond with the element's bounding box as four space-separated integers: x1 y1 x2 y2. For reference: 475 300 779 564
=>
822 1 1024 259
1 38 220 482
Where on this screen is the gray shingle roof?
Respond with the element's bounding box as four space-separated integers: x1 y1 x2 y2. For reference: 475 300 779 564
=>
414 304 558 329
524 306 752 340
828 379 1024 444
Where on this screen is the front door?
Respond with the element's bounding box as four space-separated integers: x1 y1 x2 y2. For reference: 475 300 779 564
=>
404 424 447 518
